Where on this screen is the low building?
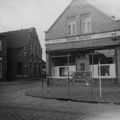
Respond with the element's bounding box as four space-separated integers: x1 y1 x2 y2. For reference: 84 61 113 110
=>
45 0 120 85
0 35 7 81
1 27 42 81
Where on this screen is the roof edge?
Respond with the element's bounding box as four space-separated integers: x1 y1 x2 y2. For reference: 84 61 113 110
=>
45 0 75 33
87 0 117 22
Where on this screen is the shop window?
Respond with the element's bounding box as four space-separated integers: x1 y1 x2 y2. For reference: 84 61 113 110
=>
81 14 91 34
17 62 22 75
89 49 115 65
89 49 116 78
53 54 75 66
98 65 110 76
67 16 76 36
59 67 68 76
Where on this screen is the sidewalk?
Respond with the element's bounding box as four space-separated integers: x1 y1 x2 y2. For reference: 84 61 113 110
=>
26 85 120 104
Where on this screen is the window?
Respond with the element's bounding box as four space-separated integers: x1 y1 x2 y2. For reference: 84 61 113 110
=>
67 16 76 36
30 43 33 55
17 62 22 75
89 49 116 78
59 67 68 76
80 63 85 71
98 65 110 76
53 54 75 66
81 14 91 34
29 62 32 73
24 46 27 56
34 62 37 74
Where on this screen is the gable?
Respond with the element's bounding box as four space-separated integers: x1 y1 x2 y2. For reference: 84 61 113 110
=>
46 0 119 40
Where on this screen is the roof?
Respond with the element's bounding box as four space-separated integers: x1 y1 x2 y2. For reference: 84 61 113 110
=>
46 0 120 33
87 0 120 20
0 27 39 49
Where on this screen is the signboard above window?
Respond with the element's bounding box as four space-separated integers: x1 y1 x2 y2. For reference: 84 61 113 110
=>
46 30 120 45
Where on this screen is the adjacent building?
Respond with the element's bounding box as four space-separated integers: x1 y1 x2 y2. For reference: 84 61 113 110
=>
45 0 120 85
0 35 7 81
1 27 43 81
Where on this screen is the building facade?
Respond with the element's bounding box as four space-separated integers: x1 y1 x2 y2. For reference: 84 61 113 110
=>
0 35 7 81
45 0 120 85
1 27 43 81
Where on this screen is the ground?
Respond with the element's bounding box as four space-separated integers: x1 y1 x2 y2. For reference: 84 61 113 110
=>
0 80 120 120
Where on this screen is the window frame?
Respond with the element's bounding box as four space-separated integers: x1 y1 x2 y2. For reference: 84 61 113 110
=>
67 16 77 36
81 13 91 34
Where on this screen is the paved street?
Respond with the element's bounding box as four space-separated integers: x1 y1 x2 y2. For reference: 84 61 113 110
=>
0 81 120 120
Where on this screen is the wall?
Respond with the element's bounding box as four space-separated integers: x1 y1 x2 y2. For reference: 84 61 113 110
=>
116 46 120 83
0 37 7 81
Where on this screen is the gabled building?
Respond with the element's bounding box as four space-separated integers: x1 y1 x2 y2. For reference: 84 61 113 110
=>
0 35 7 81
45 0 120 85
1 27 42 81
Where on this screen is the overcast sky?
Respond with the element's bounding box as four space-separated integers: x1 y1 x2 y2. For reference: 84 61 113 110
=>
0 0 72 60
0 0 120 60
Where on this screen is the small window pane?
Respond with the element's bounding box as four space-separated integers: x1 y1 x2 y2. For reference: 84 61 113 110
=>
98 65 110 76
59 67 68 76
80 63 85 71
17 62 22 75
81 14 91 34
67 17 76 35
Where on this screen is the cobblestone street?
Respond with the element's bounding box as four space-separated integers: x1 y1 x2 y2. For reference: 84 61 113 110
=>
0 81 120 120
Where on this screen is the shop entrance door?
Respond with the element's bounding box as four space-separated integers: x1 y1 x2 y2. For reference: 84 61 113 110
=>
76 56 89 72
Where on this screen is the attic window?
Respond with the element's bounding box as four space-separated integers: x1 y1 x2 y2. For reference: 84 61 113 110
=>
81 14 91 34
67 16 76 36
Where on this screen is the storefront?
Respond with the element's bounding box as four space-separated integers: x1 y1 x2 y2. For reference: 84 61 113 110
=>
50 47 116 79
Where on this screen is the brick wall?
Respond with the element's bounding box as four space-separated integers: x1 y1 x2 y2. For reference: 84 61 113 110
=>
0 36 7 81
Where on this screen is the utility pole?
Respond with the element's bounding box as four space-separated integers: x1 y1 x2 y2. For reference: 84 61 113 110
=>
98 58 102 98
67 52 70 99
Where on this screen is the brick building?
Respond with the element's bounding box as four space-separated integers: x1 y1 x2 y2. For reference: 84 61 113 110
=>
0 35 7 81
45 0 120 85
1 27 43 81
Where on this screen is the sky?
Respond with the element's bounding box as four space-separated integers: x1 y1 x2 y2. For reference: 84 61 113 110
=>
0 0 72 60
0 0 120 61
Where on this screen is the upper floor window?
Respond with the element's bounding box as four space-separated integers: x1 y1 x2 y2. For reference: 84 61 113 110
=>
67 16 76 36
81 14 91 34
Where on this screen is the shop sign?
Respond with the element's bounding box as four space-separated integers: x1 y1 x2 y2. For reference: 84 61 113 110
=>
46 30 120 45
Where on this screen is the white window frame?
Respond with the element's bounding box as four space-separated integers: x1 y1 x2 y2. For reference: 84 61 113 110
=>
81 14 91 34
67 16 76 36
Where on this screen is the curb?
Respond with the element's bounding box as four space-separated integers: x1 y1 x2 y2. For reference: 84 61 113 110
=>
26 91 120 105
